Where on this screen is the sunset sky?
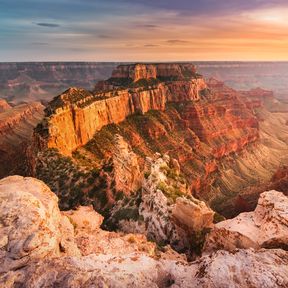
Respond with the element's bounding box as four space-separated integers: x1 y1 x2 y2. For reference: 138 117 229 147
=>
1 0 288 61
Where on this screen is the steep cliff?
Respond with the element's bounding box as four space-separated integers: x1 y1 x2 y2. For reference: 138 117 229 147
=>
35 63 206 156
0 101 44 178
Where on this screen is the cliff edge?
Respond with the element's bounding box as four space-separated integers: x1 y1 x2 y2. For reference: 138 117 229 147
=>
1 176 287 287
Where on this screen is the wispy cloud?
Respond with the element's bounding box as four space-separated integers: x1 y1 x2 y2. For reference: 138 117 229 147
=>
144 44 159 47
1 0 288 61
166 39 190 45
34 22 60 28
138 24 159 28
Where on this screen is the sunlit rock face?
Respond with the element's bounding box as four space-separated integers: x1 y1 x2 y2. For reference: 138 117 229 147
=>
0 176 80 274
33 63 207 156
111 63 197 82
0 99 11 112
112 63 157 81
204 190 288 253
1 176 288 288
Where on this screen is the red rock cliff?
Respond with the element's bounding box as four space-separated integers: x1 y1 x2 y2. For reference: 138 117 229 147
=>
35 64 207 156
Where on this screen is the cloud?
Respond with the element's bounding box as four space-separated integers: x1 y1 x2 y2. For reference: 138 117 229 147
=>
139 24 159 28
35 22 60 28
166 39 190 45
144 44 159 47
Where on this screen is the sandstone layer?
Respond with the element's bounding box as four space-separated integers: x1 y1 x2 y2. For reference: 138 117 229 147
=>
1 176 288 287
34 63 207 156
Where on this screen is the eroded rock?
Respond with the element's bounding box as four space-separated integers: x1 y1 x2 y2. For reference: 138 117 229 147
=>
0 176 288 287
204 190 288 253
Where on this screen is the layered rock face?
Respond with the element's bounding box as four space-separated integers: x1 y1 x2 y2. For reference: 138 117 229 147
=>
111 63 197 81
34 63 207 156
112 63 157 81
1 176 288 287
0 101 44 178
32 63 288 216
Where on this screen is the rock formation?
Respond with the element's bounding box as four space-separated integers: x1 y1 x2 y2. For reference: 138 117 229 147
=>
34 63 207 156
204 190 288 253
107 154 214 255
1 176 288 287
31 63 288 219
0 101 44 178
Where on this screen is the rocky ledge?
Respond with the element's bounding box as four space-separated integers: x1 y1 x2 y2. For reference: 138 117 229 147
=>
1 176 287 287
204 190 288 253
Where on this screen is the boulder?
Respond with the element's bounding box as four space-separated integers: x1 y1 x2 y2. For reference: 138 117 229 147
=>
204 190 288 253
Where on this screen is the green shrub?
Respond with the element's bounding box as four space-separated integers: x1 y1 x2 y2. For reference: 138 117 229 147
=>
144 171 151 179
213 212 225 223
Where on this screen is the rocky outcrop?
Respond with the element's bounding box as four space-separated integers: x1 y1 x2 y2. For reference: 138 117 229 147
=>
111 63 197 81
0 102 44 178
112 135 142 195
34 64 207 156
172 197 214 232
112 63 157 81
0 176 80 273
204 190 288 253
108 154 214 255
1 176 288 287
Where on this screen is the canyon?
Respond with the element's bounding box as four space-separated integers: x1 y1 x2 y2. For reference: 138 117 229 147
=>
0 62 117 104
32 63 288 220
2 62 288 105
0 62 288 286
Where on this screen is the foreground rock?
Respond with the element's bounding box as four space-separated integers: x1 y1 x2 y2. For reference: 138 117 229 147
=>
204 190 288 253
1 176 288 287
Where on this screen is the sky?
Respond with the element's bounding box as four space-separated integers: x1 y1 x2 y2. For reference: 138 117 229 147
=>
1 0 288 61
